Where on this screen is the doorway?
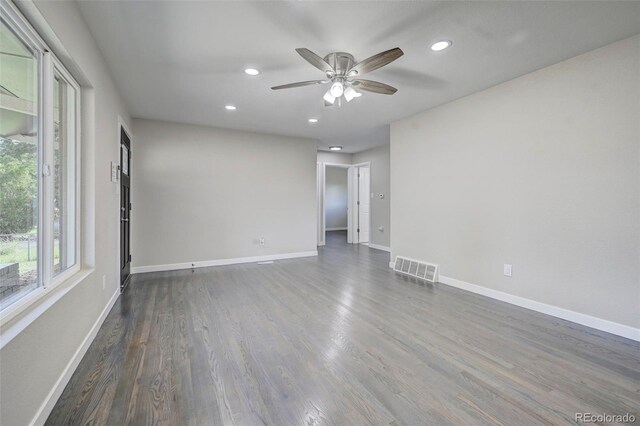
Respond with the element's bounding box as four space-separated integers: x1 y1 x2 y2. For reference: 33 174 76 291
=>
324 165 349 244
317 161 371 246
120 126 132 290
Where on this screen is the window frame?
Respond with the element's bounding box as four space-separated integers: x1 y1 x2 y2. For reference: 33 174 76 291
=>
0 0 82 319
48 56 81 286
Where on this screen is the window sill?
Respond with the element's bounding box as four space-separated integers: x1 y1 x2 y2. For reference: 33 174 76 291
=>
0 269 95 349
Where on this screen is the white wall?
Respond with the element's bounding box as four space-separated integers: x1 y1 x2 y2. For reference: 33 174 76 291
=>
353 145 391 249
325 167 348 230
391 36 640 331
0 1 131 425
131 119 318 270
317 151 352 165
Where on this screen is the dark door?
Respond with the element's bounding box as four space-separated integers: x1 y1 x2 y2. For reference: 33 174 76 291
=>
120 128 132 290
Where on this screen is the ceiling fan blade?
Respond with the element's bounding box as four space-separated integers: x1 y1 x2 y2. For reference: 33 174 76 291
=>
271 80 329 90
351 79 398 95
295 48 335 74
324 100 335 107
348 47 404 76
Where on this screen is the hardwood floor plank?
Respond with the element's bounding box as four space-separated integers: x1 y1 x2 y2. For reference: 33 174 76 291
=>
46 231 640 425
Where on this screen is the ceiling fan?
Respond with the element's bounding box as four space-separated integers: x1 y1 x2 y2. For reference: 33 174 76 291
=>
271 47 404 106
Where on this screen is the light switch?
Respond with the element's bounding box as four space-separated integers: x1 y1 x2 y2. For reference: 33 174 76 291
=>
111 162 119 182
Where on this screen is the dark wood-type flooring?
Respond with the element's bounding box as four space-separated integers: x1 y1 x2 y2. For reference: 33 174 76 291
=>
47 231 640 425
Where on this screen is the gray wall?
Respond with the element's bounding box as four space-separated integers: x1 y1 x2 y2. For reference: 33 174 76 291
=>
0 1 131 425
131 119 318 268
325 167 348 229
354 145 391 248
391 35 640 328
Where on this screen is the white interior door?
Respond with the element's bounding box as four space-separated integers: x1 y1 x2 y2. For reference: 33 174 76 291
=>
317 163 325 246
347 166 356 243
358 167 370 243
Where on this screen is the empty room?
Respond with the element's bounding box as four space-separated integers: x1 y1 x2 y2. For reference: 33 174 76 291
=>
0 0 639 425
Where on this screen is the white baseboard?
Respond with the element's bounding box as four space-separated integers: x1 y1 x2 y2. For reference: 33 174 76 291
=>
131 251 318 274
326 227 347 231
438 275 640 342
369 243 391 252
32 288 120 426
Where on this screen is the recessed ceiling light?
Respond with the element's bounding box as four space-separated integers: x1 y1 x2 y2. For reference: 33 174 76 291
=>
308 118 318 123
225 105 237 110
244 68 261 76
329 146 342 151
431 40 452 51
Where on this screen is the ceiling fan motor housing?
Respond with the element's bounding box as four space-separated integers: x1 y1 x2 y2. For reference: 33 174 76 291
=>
324 52 355 78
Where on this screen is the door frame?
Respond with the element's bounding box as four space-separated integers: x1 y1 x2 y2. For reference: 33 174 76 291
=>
317 160 370 246
117 116 133 292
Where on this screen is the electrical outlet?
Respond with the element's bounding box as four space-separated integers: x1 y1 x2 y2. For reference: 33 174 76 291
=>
504 264 512 277
259 237 265 247
102 275 106 290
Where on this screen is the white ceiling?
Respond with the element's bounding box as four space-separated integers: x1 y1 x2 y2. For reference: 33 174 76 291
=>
76 1 640 153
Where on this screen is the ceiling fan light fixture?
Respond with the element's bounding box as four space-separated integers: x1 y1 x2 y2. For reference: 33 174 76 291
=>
329 146 343 151
323 90 336 105
330 81 344 98
344 86 358 102
431 40 452 51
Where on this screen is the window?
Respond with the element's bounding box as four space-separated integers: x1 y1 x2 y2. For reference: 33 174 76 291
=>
0 6 80 311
